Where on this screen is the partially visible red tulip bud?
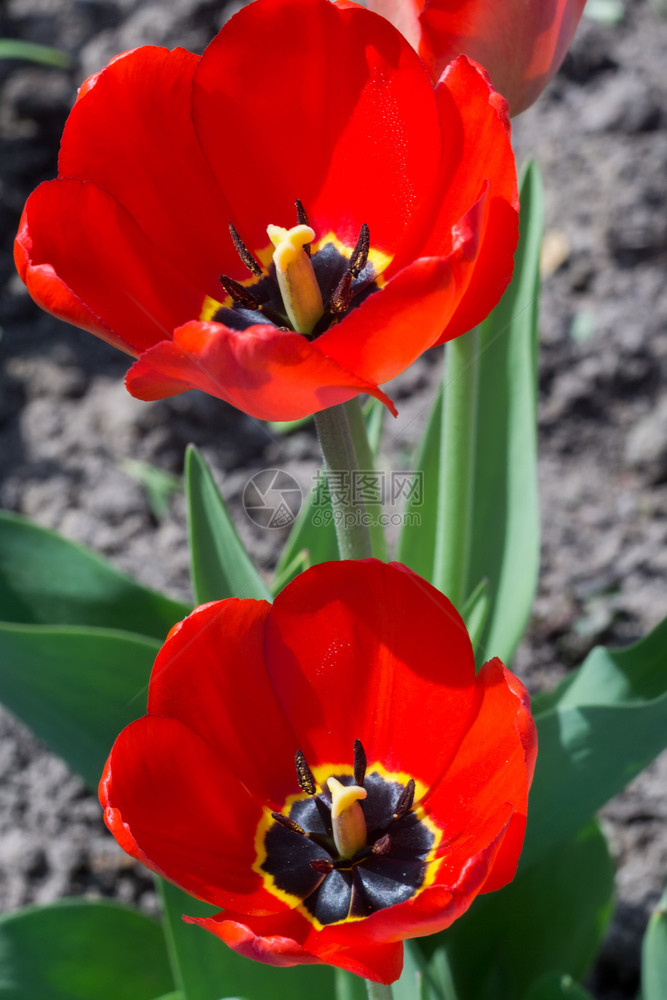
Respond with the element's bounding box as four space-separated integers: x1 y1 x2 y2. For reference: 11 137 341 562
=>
367 0 586 115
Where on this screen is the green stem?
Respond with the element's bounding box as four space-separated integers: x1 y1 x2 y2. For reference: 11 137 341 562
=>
344 398 388 560
365 980 394 1000
314 403 374 561
156 878 187 998
433 328 480 608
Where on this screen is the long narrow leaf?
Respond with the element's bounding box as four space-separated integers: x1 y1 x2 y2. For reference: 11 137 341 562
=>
0 39 71 67
185 445 270 603
642 885 667 1000
363 397 386 456
158 881 335 1000
421 821 612 1000
433 162 543 664
464 160 543 663
0 900 173 1000
523 617 667 870
273 472 338 588
523 973 595 1000
0 512 188 639
396 387 442 579
0 622 157 790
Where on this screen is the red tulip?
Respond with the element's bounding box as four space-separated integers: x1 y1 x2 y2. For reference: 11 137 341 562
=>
15 0 518 421
100 560 536 983
367 0 586 116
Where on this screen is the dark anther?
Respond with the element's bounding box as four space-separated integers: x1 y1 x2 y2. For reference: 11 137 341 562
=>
271 812 308 837
330 271 353 318
295 199 311 257
394 778 415 820
228 223 263 276
295 750 317 795
372 834 392 856
310 857 334 874
353 739 367 787
219 274 260 310
348 223 370 278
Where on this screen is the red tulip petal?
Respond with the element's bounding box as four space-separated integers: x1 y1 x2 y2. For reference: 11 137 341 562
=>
125 320 396 420
187 910 320 968
14 201 120 352
15 179 205 354
192 0 442 258
58 46 236 298
147 600 300 808
99 717 280 913
188 909 404 983
391 56 517 343
301 811 510 949
430 57 518 342
317 256 458 386
411 0 587 116
265 560 477 785
425 657 536 892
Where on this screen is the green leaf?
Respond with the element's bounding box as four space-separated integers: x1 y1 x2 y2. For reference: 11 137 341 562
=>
557 616 667 708
0 511 189 639
362 397 386 456
523 617 667 870
464 160 543 663
273 472 338 589
0 622 157 790
641 884 667 1000
185 445 270 604
158 881 336 1000
523 972 595 1000
0 39 71 67
0 900 173 1000
460 577 489 654
270 549 310 595
266 415 312 435
121 458 181 520
584 0 626 26
421 821 613 1000
433 161 542 665
394 941 445 1000
343 397 388 560
396 388 442 579
334 968 366 1000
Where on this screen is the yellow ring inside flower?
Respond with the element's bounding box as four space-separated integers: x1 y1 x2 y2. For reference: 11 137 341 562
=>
253 760 443 930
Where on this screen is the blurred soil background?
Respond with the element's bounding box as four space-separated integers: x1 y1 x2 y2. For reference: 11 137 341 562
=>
0 0 666 996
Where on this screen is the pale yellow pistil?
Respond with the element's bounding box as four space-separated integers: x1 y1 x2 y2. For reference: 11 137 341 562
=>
267 224 324 336
327 776 368 859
